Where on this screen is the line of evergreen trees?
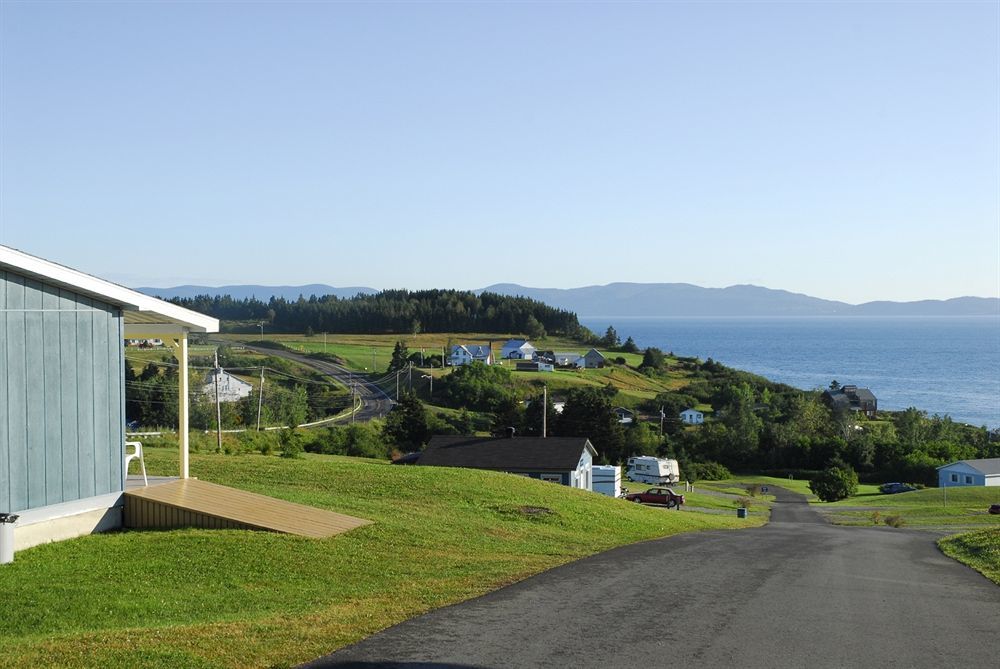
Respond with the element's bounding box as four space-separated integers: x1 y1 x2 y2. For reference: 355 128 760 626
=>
169 289 592 338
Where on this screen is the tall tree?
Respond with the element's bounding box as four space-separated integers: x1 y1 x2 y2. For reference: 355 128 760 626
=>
388 340 410 373
383 391 430 450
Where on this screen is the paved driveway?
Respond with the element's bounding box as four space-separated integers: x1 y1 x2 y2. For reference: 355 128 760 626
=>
306 488 1000 668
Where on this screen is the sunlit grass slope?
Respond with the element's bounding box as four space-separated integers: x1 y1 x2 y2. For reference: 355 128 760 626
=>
0 448 761 669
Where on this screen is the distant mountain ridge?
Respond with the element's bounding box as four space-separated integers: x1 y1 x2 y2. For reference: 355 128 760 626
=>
479 283 1000 317
136 282 999 317
137 284 377 301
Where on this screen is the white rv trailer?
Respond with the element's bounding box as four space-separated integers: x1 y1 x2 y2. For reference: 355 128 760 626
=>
626 456 680 485
592 465 622 497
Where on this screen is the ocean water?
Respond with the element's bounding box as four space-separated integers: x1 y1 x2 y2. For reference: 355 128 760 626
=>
581 317 1000 429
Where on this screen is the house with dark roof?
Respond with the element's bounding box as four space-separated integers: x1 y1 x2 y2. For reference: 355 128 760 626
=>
937 458 1000 488
418 435 597 490
822 385 877 418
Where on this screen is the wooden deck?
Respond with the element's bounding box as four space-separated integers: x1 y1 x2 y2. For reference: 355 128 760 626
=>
124 479 371 538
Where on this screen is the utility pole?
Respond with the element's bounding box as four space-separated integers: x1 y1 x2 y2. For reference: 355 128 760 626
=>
323 332 327 353
258 322 264 342
396 370 400 401
351 381 357 424
660 405 665 436
372 348 376 373
256 366 265 431
543 385 547 438
214 350 223 453
408 362 412 390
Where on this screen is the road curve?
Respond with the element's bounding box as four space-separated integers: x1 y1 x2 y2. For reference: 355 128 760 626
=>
305 487 1000 669
240 343 394 423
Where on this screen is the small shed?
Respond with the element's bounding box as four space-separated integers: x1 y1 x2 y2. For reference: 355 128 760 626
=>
1 245 219 552
582 348 606 369
613 407 635 424
937 459 1000 487
419 435 597 490
680 408 704 424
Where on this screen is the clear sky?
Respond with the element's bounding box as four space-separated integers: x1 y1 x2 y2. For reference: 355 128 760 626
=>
1 1 997 304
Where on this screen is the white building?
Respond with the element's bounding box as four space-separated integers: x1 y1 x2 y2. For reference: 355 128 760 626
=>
680 408 704 425
500 339 536 360
202 369 253 402
937 459 1000 487
448 344 493 366
553 352 581 367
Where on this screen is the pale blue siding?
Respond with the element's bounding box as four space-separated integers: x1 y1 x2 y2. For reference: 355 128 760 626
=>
1 270 125 513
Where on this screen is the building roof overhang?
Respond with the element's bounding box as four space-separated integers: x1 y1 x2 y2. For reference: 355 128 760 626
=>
1 245 219 334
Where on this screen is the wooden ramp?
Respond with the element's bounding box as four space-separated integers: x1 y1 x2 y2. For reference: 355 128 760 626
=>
124 479 371 538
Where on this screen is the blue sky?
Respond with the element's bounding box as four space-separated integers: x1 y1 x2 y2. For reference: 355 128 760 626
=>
1 1 997 303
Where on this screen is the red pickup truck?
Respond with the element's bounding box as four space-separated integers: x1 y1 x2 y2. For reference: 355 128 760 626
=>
623 487 685 509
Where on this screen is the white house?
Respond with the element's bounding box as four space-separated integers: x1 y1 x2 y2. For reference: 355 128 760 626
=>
448 344 493 366
500 339 536 360
202 369 253 402
553 352 581 367
937 459 1000 487
680 408 704 424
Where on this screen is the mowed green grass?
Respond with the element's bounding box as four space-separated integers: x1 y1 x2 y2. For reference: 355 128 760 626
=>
938 528 1000 585
822 487 1000 529
0 448 762 669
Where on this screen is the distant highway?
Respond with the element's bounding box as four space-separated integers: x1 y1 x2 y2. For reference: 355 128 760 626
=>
240 343 394 423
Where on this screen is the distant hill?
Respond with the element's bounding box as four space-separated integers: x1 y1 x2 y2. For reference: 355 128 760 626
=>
136 282 999 317
136 284 377 301
478 283 1000 317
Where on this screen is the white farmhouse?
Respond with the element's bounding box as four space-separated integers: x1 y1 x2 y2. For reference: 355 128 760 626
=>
500 339 536 360
202 369 253 402
937 459 1000 487
448 344 493 366
680 408 704 425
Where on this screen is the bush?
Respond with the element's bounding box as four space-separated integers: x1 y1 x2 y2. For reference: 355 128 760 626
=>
884 514 907 528
278 429 304 459
809 464 859 502
684 461 731 482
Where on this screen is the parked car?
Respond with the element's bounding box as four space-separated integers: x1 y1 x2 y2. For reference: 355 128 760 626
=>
988 504 1000 515
879 482 916 494
624 487 685 508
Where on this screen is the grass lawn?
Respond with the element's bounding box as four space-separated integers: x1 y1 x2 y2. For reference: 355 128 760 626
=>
938 528 1000 585
0 448 764 669
820 487 1000 530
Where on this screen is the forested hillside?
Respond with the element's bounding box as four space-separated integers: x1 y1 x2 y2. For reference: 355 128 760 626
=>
171 289 591 338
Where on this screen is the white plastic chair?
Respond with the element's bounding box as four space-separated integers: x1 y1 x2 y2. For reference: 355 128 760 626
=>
124 441 148 486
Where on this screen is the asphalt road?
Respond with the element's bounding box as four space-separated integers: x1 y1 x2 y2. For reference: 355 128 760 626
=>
241 344 394 423
305 487 1000 669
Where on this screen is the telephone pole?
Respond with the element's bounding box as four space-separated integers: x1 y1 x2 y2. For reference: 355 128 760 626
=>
213 350 223 453
542 385 547 438
256 366 265 431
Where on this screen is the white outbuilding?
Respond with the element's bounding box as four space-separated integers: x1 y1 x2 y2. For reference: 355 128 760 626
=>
680 408 704 425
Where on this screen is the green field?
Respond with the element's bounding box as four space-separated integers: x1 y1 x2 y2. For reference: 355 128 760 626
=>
820 486 1000 529
0 448 763 669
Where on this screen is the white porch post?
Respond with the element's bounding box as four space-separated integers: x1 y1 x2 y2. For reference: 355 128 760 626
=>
176 331 190 479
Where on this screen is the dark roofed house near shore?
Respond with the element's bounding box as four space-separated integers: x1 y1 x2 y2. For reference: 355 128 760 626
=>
822 384 877 418
418 435 597 491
